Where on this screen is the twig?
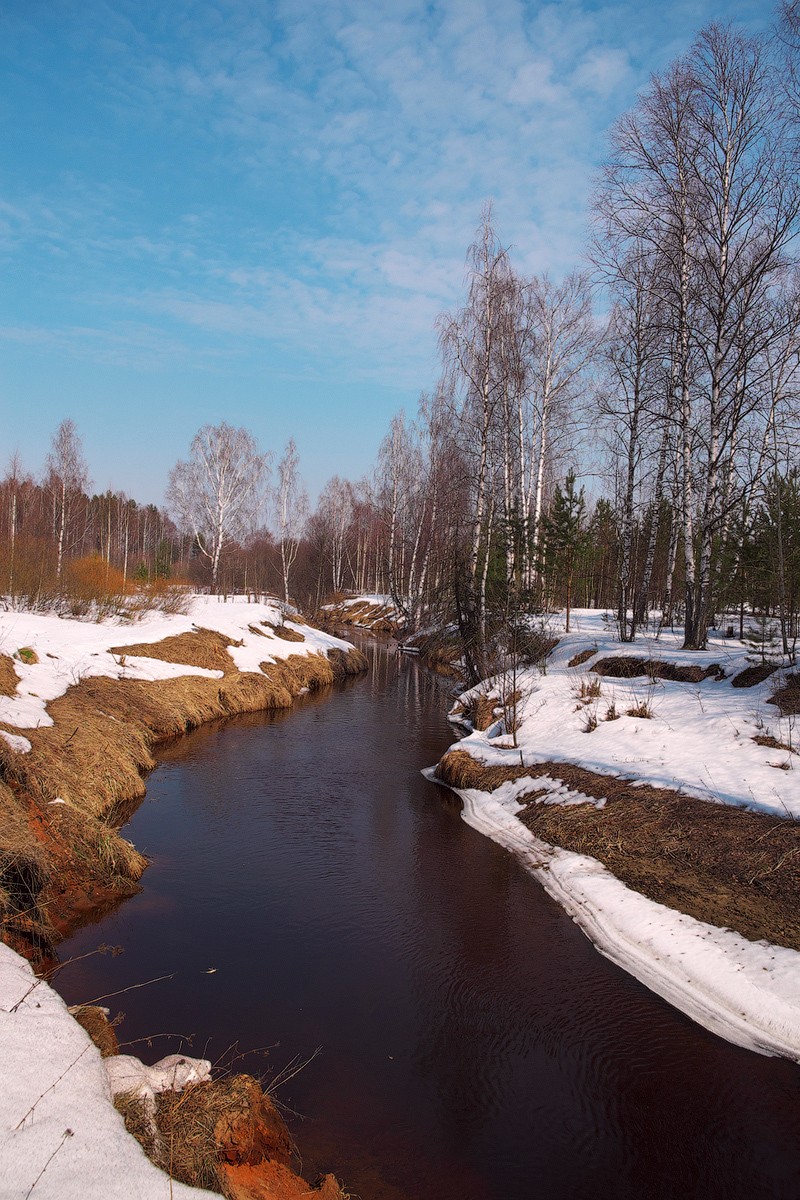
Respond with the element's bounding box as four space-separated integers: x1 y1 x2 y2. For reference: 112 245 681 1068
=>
10 945 124 1013
24 1129 74 1198
78 972 176 1007
15 1046 90 1129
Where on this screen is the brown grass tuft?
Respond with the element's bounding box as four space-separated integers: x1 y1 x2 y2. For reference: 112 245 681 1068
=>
753 734 797 754
733 663 779 688
0 655 19 696
128 1074 297 1194
70 1005 120 1057
593 656 722 683
768 673 800 715
263 622 306 643
114 1091 163 1164
109 628 241 674
568 647 596 668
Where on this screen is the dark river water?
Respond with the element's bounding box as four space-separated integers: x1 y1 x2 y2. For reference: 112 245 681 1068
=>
57 636 800 1200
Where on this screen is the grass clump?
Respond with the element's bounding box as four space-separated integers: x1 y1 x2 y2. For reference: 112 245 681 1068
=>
0 655 19 696
109 628 241 675
568 647 597 668
263 622 306 643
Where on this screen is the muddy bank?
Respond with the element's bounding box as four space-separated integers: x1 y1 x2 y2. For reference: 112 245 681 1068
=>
435 748 800 952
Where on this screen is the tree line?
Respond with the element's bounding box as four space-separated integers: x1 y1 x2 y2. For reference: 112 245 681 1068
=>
4 12 800 674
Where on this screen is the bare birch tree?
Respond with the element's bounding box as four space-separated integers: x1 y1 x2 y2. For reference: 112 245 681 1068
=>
45 419 89 581
167 423 268 590
273 439 308 604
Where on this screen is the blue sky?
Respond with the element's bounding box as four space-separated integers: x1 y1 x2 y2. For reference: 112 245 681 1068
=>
0 0 769 505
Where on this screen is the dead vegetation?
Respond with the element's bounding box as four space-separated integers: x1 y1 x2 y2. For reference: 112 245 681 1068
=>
768 673 800 715
109 628 242 674
450 692 499 731
0 655 19 696
262 622 305 643
0 778 54 957
0 633 368 956
113 1072 346 1200
568 647 597 668
592 655 724 682
435 748 800 950
322 598 400 635
70 1005 120 1058
753 734 797 754
732 663 779 688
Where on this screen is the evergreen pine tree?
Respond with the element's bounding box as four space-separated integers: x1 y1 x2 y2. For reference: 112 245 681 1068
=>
542 470 587 632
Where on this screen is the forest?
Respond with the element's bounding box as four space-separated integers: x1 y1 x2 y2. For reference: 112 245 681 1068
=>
4 17 800 686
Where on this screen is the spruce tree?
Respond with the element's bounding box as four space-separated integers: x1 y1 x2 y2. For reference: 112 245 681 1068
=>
542 470 587 632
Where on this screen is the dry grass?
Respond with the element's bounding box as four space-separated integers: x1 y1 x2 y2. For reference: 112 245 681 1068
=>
450 692 500 731
114 1091 164 1165
324 599 400 635
115 1074 297 1197
263 622 305 643
70 1005 120 1057
0 779 54 956
0 633 368 954
109 628 241 674
593 656 723 683
769 673 800 715
576 675 602 702
435 749 800 950
0 655 19 697
753 734 797 755
733 663 779 688
326 646 369 678
568 647 597 668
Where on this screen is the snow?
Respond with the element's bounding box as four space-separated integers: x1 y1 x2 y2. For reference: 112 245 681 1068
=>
105 1053 212 1104
0 595 360 1195
454 609 800 819
0 942 213 1199
427 609 800 1060
322 593 401 624
0 595 356 736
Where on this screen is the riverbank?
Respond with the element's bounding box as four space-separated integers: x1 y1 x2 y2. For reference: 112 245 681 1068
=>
431 609 800 1061
0 595 366 1199
0 596 366 957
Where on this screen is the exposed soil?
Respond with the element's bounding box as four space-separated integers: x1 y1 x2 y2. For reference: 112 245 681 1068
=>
115 1069 348 1200
435 747 800 951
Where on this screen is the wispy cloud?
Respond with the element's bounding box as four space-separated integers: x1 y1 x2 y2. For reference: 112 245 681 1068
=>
0 0 773 495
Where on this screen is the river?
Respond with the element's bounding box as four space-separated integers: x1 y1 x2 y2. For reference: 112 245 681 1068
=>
57 635 800 1200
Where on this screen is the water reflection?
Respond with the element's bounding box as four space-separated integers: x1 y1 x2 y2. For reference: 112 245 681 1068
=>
57 636 800 1200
